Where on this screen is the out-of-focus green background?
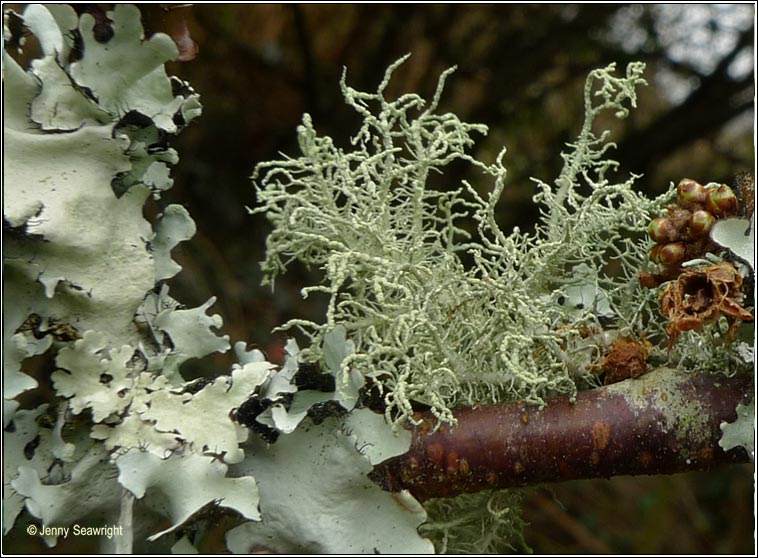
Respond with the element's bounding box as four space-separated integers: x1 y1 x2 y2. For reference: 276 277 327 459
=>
5 4 755 554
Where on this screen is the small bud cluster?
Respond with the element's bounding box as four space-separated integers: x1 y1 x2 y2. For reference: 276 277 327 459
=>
639 176 754 349
641 178 739 287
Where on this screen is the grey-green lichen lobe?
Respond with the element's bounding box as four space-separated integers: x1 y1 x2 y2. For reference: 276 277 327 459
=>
604 367 713 461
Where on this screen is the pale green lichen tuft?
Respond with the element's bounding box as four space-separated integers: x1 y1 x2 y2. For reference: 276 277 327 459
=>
254 56 661 429
420 490 529 554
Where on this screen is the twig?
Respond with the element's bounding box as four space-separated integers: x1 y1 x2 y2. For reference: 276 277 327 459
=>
369 367 752 501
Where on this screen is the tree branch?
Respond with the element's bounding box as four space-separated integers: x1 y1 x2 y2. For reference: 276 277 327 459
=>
369 367 752 501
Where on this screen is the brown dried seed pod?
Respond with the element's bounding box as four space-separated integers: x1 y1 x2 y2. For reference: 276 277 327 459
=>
659 261 754 347
592 337 652 385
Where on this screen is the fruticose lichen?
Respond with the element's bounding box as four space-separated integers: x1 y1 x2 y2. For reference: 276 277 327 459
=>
419 489 529 554
254 55 664 429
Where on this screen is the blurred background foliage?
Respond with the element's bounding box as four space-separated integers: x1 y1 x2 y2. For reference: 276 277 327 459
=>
6 3 755 554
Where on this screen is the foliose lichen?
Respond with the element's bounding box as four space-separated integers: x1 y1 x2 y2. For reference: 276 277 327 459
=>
4 7 428 553
3 3 258 544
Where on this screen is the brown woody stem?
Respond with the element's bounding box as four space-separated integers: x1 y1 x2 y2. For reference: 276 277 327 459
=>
369 367 752 501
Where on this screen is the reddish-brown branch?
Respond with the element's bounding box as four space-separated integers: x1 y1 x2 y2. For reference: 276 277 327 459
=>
369 368 752 501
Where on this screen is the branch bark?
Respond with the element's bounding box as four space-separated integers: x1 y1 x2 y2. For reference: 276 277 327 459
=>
369 367 752 501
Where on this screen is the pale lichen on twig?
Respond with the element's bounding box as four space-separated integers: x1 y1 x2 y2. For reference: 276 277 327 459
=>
254 56 663 430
